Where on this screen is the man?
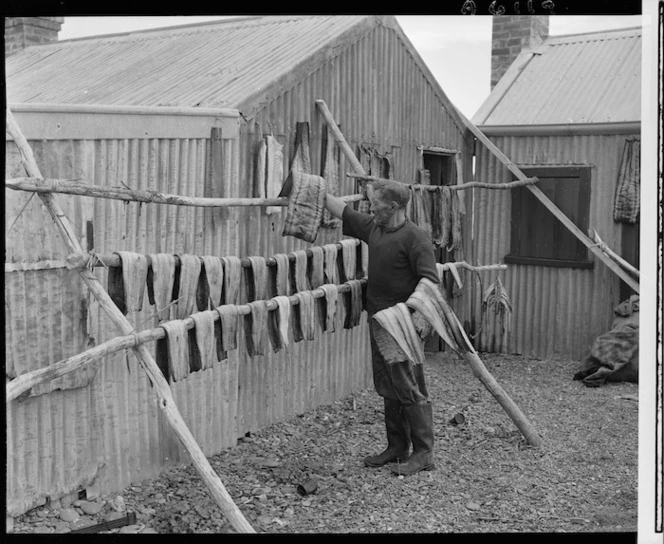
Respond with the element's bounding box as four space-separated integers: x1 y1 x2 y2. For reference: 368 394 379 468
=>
325 180 439 476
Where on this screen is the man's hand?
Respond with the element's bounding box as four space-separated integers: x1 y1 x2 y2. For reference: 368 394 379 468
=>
324 193 346 219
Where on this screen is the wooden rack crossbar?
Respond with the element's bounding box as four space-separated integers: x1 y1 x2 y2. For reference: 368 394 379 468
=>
5 177 364 207
67 240 361 270
347 173 540 191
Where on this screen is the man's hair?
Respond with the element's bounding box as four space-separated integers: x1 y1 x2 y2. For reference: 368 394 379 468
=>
369 180 411 209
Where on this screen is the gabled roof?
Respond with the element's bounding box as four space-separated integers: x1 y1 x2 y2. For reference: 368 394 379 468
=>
472 26 641 127
6 15 373 111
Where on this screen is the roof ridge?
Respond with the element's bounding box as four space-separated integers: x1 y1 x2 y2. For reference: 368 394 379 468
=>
548 25 641 42
54 15 345 45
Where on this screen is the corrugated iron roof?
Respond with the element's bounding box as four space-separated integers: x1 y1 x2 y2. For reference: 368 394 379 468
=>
473 26 641 126
6 15 372 110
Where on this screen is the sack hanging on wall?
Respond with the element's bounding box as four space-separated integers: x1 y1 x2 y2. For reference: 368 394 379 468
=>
613 138 640 224
282 169 327 243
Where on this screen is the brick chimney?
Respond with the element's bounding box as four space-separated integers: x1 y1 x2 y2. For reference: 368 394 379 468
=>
491 16 549 88
5 17 64 57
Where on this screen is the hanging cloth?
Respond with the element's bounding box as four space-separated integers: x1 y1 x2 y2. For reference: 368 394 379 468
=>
292 291 316 342
244 300 269 357
200 255 224 309
308 246 325 289
279 121 312 198
220 256 242 305
412 186 433 241
320 124 341 228
447 191 463 253
342 279 364 329
114 251 148 316
245 255 267 302
159 319 190 382
339 239 358 282
438 186 452 249
270 253 291 297
190 310 218 370
406 286 460 356
147 253 177 322
215 305 240 352
265 135 285 215
282 170 327 243
372 303 426 366
317 284 338 333
413 277 473 352
267 295 291 352
173 254 202 319
431 186 444 247
322 243 340 285
356 239 369 280
290 249 310 293
613 138 640 224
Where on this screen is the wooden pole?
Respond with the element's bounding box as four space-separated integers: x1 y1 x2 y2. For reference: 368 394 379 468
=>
6 108 256 534
462 351 544 447
436 296 544 448
346 172 539 191
315 100 366 176
6 177 364 207
590 229 640 279
456 110 639 294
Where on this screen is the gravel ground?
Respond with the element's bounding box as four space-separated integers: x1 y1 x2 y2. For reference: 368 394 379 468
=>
10 350 638 535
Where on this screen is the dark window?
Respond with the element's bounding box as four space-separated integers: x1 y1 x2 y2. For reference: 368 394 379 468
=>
505 166 592 269
423 152 454 186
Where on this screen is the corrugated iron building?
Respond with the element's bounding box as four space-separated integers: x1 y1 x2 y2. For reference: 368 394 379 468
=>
5 15 474 516
471 24 641 358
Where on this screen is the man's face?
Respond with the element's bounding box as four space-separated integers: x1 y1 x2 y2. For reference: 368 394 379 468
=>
370 190 396 226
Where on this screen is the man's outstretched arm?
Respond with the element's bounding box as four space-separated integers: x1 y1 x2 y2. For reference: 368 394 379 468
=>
325 193 347 219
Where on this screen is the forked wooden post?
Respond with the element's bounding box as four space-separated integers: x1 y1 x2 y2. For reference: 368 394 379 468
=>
6 108 256 534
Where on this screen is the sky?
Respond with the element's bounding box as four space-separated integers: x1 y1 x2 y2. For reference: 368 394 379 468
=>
56 14 643 120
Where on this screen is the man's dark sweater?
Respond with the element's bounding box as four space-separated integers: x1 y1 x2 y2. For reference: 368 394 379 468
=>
342 206 439 317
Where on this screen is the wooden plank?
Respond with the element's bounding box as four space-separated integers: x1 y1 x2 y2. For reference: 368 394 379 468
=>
6 108 256 534
458 112 640 294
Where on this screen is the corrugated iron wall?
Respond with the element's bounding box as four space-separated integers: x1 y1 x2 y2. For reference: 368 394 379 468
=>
5 109 248 515
6 21 475 515
472 132 635 359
